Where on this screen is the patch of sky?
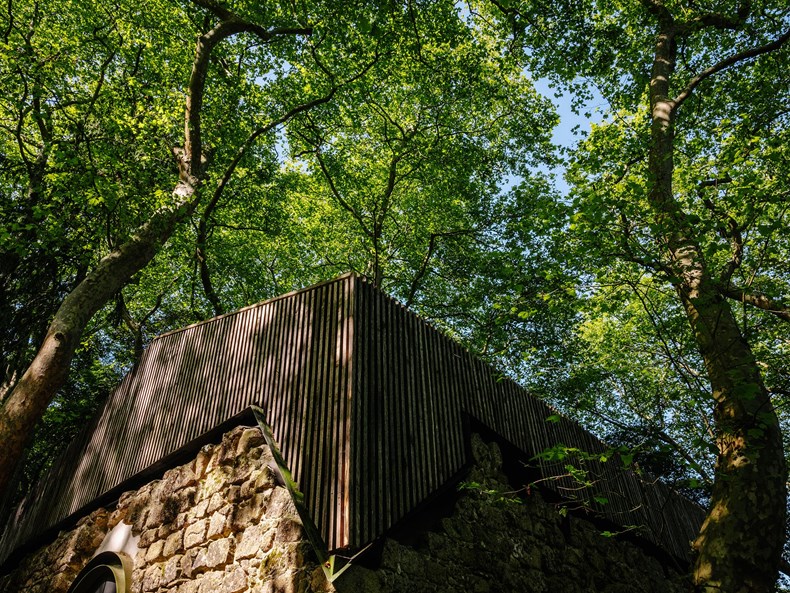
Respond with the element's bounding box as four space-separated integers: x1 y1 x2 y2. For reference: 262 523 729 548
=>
532 77 608 197
497 75 607 199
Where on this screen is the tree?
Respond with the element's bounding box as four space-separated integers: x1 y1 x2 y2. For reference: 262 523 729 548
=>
0 0 380 495
1 0 554 510
478 0 790 589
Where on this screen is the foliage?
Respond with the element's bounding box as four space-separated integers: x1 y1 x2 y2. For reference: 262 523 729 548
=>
2 0 789 586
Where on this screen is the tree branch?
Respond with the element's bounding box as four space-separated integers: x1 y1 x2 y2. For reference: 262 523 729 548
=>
717 285 790 322
183 14 312 176
315 152 375 238
406 230 473 307
672 28 790 112
195 89 339 315
698 177 743 284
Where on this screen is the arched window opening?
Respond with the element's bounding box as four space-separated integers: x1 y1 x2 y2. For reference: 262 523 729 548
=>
67 551 132 593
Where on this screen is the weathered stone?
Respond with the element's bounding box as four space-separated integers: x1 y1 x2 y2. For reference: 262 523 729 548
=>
158 512 187 539
227 485 242 503
240 470 261 499
230 491 271 531
4 429 690 593
237 428 265 455
142 564 162 592
177 579 201 593
184 519 208 549
206 492 226 514
191 498 210 522
207 510 229 540
265 488 294 517
221 566 248 593
194 445 214 481
206 539 234 568
275 516 304 543
163 554 183 586
144 539 164 563
163 530 185 557
230 458 256 486
191 547 210 575
163 463 198 493
198 569 225 593
235 522 275 561
137 528 159 548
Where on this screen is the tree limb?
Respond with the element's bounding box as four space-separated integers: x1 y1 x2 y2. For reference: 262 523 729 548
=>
183 15 312 176
195 89 339 315
405 230 474 307
717 285 790 322
672 28 790 112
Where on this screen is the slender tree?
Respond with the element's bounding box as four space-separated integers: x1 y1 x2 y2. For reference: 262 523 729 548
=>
480 0 790 588
0 0 334 493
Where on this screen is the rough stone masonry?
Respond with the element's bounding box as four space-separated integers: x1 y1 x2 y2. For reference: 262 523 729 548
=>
0 425 689 593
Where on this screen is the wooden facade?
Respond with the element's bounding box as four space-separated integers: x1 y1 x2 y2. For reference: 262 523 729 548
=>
0 274 704 568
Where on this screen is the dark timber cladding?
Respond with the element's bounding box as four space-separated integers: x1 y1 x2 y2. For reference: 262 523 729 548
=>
0 273 704 569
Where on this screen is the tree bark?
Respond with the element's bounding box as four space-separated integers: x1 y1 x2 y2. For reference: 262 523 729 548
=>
643 14 787 592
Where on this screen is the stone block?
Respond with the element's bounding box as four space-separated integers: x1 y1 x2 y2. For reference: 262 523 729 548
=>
168 464 198 492
241 471 261 499
197 570 225 593
230 458 256 486
230 491 271 532
184 519 207 549
145 539 164 563
177 580 201 593
192 538 233 572
164 531 185 557
209 538 234 566
191 498 210 522
274 517 303 543
227 485 242 503
140 526 161 549
163 554 183 586
235 522 275 561
207 492 226 515
142 564 162 592
194 445 214 481
266 488 294 517
207 510 229 540
191 547 210 575
181 548 201 579
158 512 187 540
236 428 265 456
255 467 277 492
220 566 248 593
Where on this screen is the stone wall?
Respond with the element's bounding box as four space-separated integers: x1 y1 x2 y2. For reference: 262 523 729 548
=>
0 426 331 593
341 436 689 593
0 427 690 593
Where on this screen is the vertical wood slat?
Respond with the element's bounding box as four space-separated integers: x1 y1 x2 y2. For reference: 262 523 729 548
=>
1 273 704 568
0 276 358 565
349 277 704 562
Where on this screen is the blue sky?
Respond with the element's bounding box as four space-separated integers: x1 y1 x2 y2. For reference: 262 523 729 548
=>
532 78 608 195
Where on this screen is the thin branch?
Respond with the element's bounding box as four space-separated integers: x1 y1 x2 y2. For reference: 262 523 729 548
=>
698 177 743 284
405 230 474 307
315 152 374 238
672 28 790 112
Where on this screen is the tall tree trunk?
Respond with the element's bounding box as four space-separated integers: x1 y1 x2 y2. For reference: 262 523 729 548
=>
645 19 787 592
0 5 314 496
683 280 786 592
0 189 198 492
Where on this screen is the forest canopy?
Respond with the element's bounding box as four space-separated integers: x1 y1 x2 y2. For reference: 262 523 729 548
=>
1 0 788 590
